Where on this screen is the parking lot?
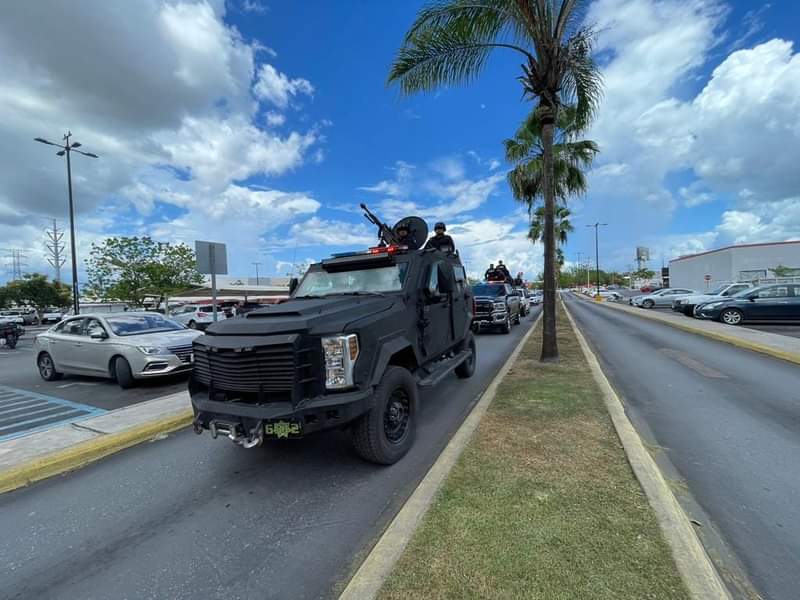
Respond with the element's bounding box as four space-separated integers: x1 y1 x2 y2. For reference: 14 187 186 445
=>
0 327 187 440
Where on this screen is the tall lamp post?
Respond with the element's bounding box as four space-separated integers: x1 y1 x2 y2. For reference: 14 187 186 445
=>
34 132 99 316
587 222 608 300
575 251 583 290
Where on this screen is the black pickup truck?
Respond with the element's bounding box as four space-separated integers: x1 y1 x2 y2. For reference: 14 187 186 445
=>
190 240 475 464
471 282 521 334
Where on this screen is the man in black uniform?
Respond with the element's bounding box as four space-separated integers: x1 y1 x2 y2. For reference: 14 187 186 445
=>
394 222 418 249
496 260 511 282
425 222 455 252
484 263 496 280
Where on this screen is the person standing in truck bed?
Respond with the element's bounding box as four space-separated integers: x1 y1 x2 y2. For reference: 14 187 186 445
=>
425 222 455 252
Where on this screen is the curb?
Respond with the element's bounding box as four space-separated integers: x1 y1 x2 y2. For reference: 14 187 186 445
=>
0 409 193 495
562 299 731 600
573 292 800 366
339 313 542 600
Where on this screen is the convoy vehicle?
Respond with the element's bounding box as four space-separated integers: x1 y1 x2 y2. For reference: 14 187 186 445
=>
671 282 753 316
694 284 800 325
515 288 530 316
471 282 521 333
632 288 696 308
171 304 229 329
35 312 201 388
189 209 476 464
0 322 20 349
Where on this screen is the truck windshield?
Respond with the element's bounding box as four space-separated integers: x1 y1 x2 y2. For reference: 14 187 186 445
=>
472 284 504 297
295 264 408 296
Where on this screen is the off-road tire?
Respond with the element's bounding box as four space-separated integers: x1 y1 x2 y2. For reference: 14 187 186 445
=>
37 352 63 381
500 314 511 334
720 308 744 326
454 332 476 379
351 366 418 465
115 357 135 389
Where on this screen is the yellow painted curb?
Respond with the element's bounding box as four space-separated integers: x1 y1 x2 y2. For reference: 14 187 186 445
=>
572 293 800 366
0 410 193 495
563 299 731 600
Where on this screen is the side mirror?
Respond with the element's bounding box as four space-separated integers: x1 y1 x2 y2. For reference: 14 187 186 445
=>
289 278 299 295
90 331 107 340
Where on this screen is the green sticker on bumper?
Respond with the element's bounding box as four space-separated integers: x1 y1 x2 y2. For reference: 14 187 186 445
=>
265 420 302 439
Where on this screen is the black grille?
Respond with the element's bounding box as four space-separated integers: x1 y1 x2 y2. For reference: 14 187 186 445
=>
192 341 314 396
476 300 494 315
169 344 194 364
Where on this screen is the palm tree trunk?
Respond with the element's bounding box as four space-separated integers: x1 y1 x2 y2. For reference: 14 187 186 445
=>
540 104 559 362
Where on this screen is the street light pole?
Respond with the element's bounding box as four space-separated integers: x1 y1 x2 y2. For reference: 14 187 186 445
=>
252 261 262 286
35 132 99 316
586 223 608 299
575 251 583 289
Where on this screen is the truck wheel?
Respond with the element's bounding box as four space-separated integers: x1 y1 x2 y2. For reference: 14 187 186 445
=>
500 315 511 334
114 357 136 389
351 366 418 465
514 310 521 325
188 320 198 329
454 332 476 379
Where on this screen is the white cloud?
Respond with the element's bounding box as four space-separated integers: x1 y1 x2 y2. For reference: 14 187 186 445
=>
253 64 314 109
0 1 325 282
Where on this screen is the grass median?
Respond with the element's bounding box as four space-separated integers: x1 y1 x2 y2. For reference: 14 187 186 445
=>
379 304 688 599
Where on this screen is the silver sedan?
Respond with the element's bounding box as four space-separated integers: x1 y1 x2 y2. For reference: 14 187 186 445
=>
35 312 202 389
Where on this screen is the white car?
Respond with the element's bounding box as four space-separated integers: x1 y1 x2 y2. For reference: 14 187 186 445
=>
0 313 24 325
35 312 202 388
170 304 228 330
632 288 697 308
671 283 753 316
42 308 65 323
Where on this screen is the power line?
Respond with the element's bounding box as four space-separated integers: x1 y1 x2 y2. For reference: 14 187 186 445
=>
45 218 67 282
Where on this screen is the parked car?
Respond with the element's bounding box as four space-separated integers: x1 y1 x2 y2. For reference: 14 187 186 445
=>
0 312 24 325
694 284 800 325
471 282 521 333
0 309 36 325
170 304 228 329
632 288 696 308
640 283 663 293
42 307 65 323
35 312 202 388
671 283 753 316
596 290 623 302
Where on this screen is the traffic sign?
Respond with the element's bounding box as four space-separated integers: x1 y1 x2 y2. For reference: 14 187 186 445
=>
704 274 712 281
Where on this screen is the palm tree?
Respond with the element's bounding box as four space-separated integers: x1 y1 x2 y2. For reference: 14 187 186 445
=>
388 0 603 361
529 205 573 287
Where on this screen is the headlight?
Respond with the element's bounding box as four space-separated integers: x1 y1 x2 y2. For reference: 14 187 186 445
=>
138 346 171 355
701 302 723 310
493 300 506 310
322 334 359 390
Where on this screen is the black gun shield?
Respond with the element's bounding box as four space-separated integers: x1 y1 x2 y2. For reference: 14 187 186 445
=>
393 217 428 250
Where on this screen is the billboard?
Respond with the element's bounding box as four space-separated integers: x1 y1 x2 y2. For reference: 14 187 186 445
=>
636 246 650 261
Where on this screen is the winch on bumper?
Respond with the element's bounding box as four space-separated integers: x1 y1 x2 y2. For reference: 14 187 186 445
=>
190 380 373 447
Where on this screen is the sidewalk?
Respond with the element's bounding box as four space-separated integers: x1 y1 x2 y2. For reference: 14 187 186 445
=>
0 391 192 494
576 294 800 365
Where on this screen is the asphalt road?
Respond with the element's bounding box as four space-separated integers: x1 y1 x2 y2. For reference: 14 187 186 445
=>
0 307 539 600
0 328 187 410
565 294 800 600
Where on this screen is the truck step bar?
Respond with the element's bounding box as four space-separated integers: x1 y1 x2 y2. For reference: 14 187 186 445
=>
417 349 472 388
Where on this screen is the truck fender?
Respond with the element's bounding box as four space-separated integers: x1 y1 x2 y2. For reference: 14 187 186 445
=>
369 337 418 387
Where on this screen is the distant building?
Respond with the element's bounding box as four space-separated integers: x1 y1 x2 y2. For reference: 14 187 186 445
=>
668 241 800 290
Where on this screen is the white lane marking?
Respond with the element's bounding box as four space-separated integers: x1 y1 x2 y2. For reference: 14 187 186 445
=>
56 382 102 389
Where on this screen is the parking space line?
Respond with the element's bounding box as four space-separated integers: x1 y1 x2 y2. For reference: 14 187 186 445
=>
0 385 106 442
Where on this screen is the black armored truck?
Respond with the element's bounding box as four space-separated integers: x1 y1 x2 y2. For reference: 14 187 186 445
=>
189 207 476 464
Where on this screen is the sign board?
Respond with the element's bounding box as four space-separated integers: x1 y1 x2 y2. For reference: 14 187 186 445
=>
636 246 650 261
195 241 228 275
704 274 712 281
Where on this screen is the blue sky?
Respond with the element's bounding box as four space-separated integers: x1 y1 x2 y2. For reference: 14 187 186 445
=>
1 0 799 285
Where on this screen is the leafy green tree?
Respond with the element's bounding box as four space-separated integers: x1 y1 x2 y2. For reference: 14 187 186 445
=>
3 274 71 324
388 0 603 361
85 237 202 308
772 265 799 278
632 268 655 282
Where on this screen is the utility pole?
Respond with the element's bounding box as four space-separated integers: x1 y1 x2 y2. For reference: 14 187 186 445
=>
252 261 262 286
4 249 28 281
45 219 67 282
586 223 608 299
575 252 583 289
34 132 99 315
